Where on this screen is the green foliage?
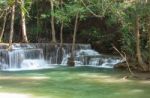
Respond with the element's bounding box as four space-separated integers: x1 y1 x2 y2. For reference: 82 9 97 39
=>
82 0 114 17
116 1 150 65
27 25 43 42
7 0 15 6
121 27 136 55
106 15 118 27
80 27 116 45
17 0 32 18
64 0 87 21
0 0 6 8
80 27 102 42
52 6 71 26
116 3 136 55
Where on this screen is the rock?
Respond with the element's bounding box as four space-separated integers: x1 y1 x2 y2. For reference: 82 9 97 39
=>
114 62 127 69
0 43 9 49
67 57 75 67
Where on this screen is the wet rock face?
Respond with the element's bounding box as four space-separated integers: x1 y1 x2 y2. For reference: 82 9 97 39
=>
0 43 9 49
0 50 9 69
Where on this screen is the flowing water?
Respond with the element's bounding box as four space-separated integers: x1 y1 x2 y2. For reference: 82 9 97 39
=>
0 43 122 71
0 44 51 71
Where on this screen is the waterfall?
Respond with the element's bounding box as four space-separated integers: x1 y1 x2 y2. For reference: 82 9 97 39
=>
0 44 50 71
61 49 122 68
0 43 122 71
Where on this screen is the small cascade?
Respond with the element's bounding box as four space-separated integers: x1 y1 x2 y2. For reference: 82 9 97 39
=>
0 43 122 71
0 44 50 71
56 47 66 64
61 49 122 68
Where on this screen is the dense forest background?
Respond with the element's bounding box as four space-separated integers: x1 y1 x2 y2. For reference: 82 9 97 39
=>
0 0 150 71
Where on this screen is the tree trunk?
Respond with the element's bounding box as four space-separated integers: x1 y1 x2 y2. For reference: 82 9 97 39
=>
60 21 64 47
0 12 7 42
60 0 63 47
148 16 150 66
50 0 56 43
147 0 150 67
20 0 28 43
145 0 147 3
9 4 15 47
135 16 146 71
67 12 79 67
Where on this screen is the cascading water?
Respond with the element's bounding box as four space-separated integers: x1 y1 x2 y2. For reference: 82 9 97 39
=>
31 43 122 68
0 43 122 71
0 44 51 71
61 49 122 68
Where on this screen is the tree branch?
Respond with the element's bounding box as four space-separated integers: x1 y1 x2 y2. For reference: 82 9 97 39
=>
112 44 134 75
80 0 103 18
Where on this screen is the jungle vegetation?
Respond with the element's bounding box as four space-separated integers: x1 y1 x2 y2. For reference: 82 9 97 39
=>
0 0 150 71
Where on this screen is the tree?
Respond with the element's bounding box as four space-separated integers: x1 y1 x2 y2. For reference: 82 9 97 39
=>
59 0 64 47
66 1 86 66
0 8 8 42
148 16 150 66
119 0 150 71
80 0 113 18
81 0 150 71
19 0 28 43
52 0 69 47
135 15 145 70
68 11 79 66
50 0 57 43
0 0 31 44
51 0 70 64
9 1 16 47
0 0 10 42
145 0 150 67
132 0 150 71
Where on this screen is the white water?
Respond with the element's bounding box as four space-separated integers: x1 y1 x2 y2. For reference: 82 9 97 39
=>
4 59 55 71
61 49 122 68
0 43 122 71
0 44 54 71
